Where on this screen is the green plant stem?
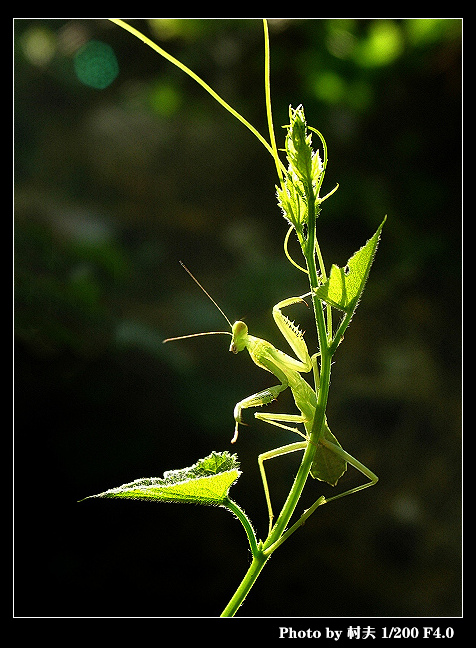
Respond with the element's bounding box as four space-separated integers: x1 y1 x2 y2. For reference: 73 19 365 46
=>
220 550 269 617
305 182 333 448
224 497 259 557
262 199 332 550
222 195 333 615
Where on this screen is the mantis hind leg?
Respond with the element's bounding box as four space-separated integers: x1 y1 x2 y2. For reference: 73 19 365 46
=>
318 436 379 504
258 441 307 535
255 412 308 439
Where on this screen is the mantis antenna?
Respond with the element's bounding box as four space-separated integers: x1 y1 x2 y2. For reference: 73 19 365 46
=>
163 262 233 343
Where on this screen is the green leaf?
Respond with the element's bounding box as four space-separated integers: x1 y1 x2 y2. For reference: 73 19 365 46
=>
314 217 386 313
310 423 347 486
81 451 241 507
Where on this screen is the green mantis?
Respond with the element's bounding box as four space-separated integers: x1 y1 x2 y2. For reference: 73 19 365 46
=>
164 262 378 535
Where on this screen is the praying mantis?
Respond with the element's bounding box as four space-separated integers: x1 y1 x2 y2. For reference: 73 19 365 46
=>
164 262 378 534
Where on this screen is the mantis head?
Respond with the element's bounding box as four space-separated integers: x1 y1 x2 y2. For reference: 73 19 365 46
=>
230 321 248 354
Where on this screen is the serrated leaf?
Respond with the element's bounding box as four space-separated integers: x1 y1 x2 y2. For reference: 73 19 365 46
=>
82 451 241 507
310 423 347 486
314 217 386 313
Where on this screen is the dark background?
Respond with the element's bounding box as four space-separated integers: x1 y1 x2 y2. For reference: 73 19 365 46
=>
15 18 461 618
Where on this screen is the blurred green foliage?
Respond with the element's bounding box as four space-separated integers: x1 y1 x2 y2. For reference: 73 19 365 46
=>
15 19 461 618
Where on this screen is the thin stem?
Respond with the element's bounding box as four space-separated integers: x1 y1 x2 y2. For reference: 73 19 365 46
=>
109 19 283 174
313 239 333 346
315 238 327 283
263 19 284 181
310 343 332 444
284 225 308 274
224 497 259 557
309 126 329 198
329 308 354 355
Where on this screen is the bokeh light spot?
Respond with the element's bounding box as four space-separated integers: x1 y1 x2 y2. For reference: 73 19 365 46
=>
354 20 404 68
74 39 119 90
20 25 56 67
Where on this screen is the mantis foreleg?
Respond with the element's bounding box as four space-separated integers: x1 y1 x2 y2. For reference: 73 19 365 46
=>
232 382 289 443
272 295 314 371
